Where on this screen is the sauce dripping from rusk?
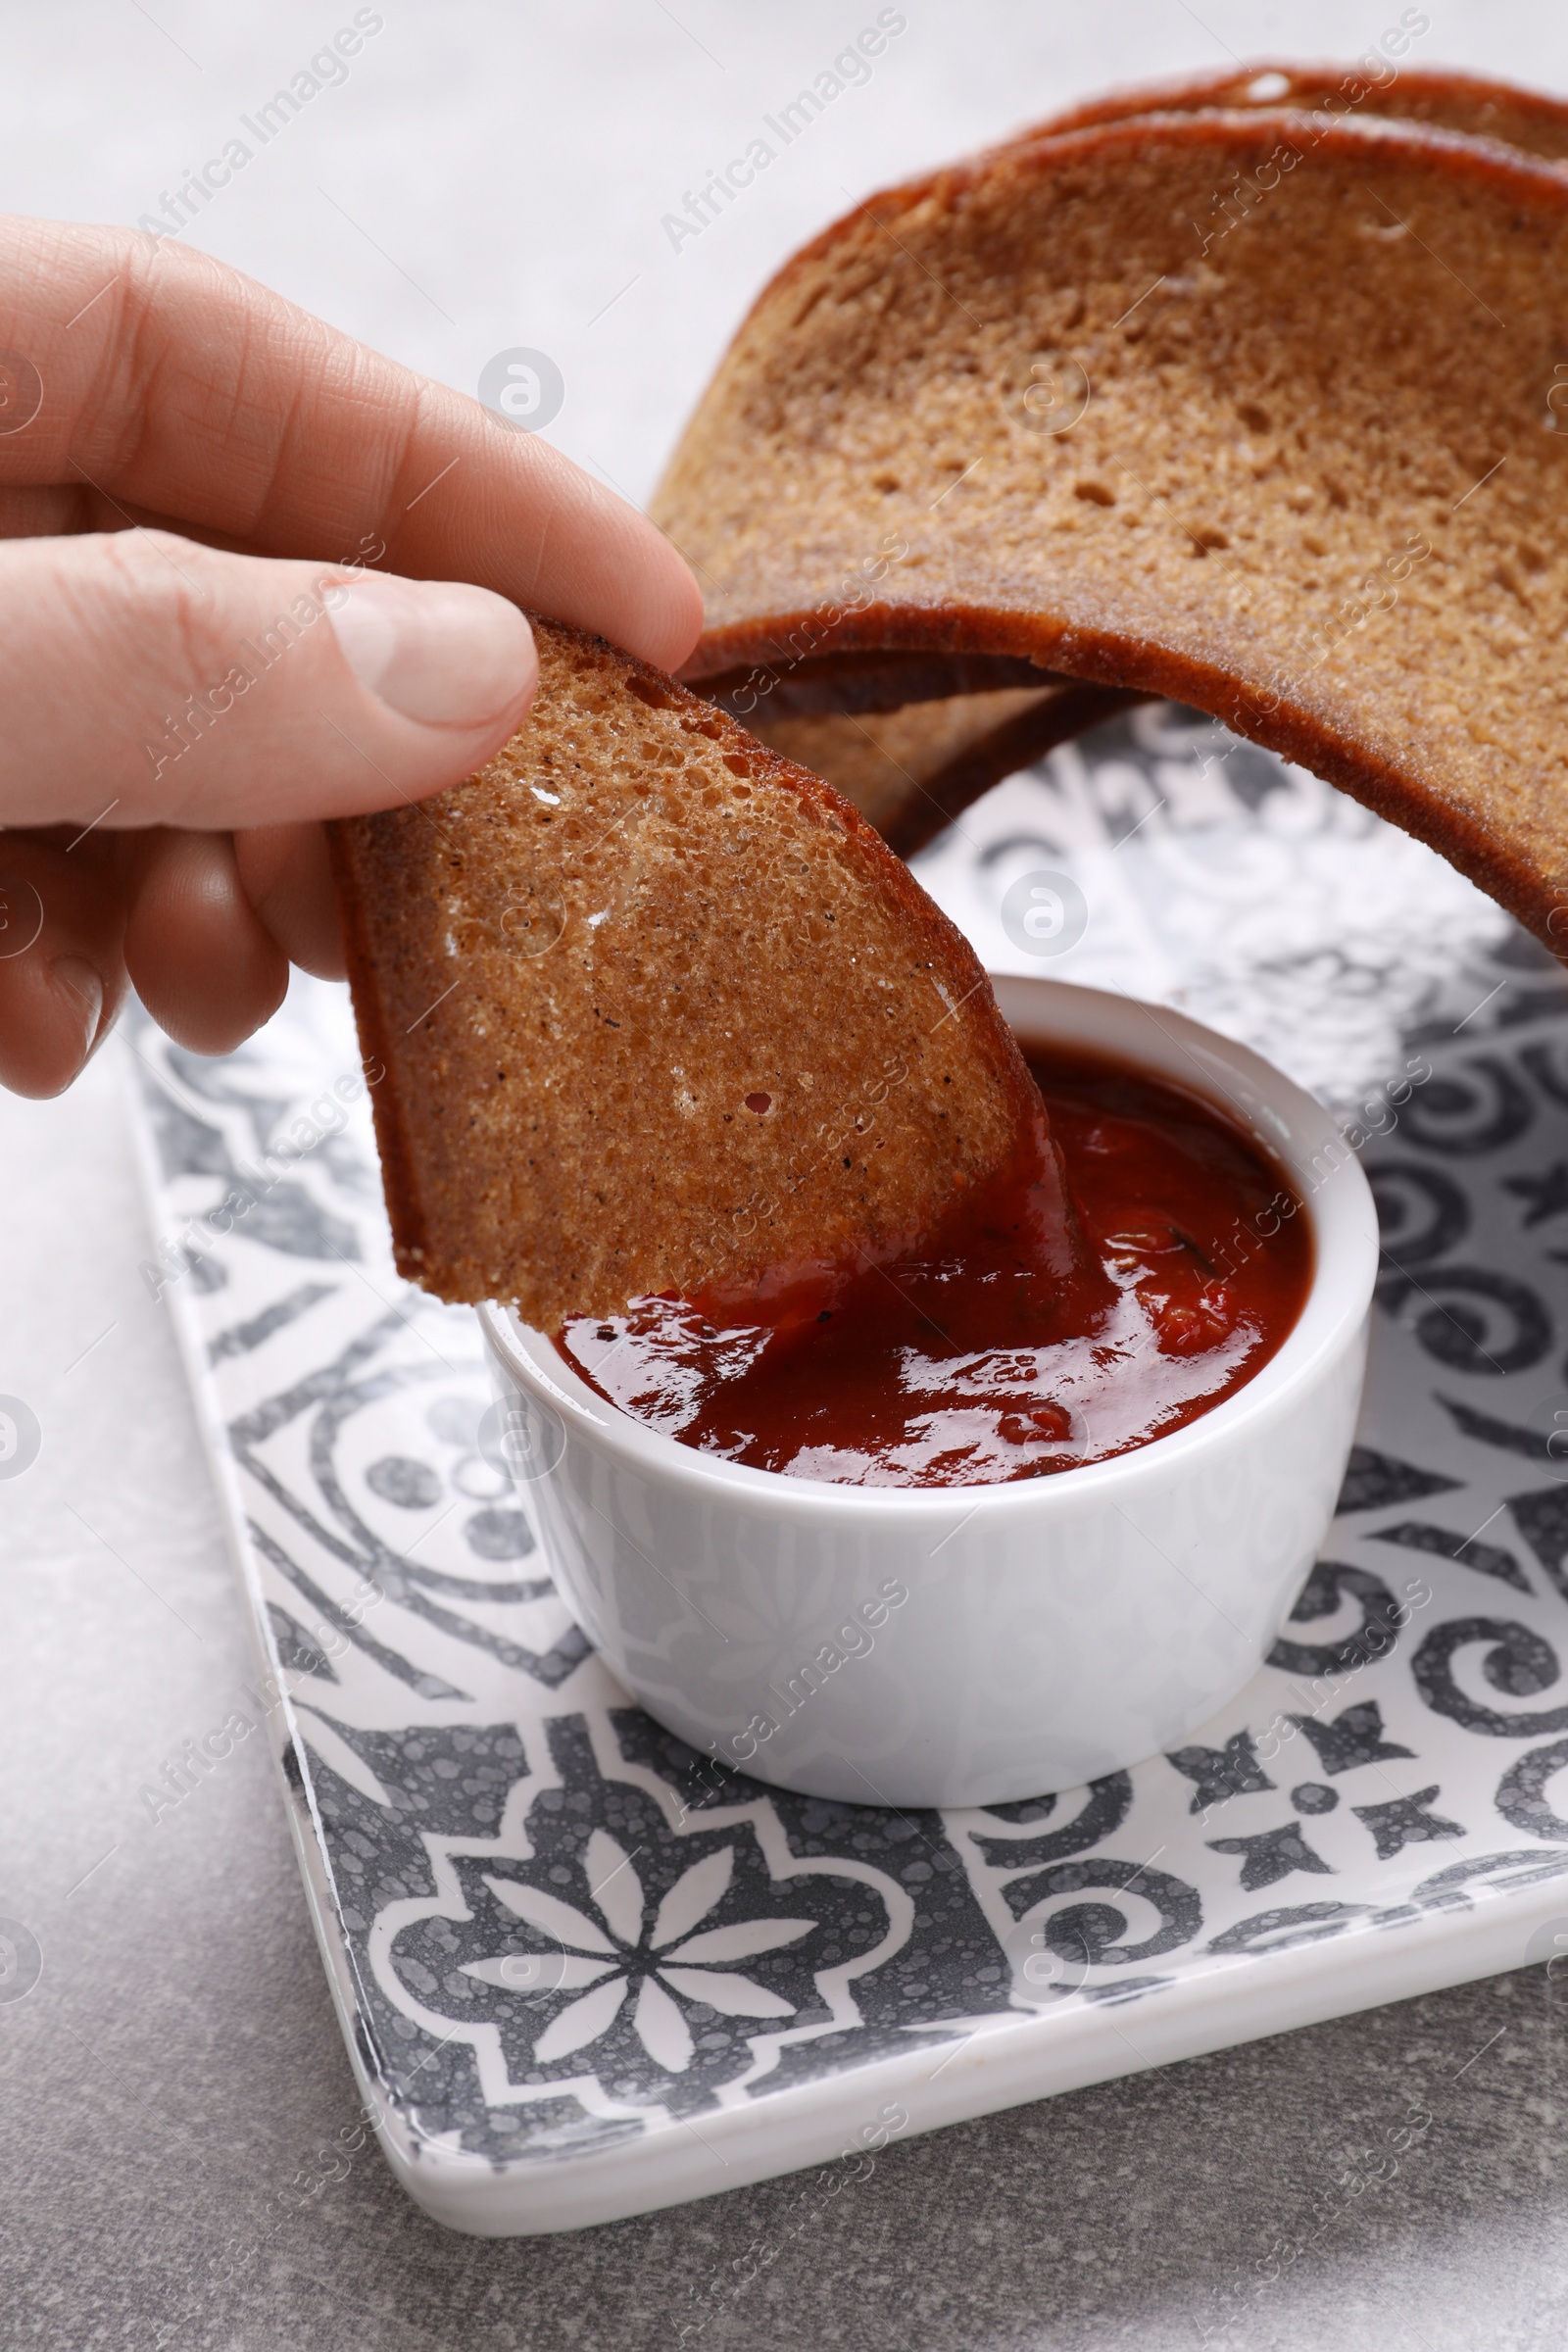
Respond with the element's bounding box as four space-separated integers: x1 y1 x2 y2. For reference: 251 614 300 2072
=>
560 1049 1312 1488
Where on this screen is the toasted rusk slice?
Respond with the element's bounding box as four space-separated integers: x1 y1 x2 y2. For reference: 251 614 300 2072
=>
1009 60 1568 161
328 616 1064 1327
745 680 1143 857
656 111 1568 944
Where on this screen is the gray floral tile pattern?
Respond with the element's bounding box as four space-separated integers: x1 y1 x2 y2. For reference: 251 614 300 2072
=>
125 703 1568 2208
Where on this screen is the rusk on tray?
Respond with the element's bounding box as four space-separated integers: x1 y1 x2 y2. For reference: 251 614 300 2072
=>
656 107 1568 942
727 68 1568 845
328 618 1054 1325
753 678 1142 858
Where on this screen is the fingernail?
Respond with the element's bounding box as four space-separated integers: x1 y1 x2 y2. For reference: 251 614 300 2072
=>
52 955 103 1062
327 574 535 728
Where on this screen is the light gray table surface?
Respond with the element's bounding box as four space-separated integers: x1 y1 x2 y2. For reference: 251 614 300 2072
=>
7 5 1568 2345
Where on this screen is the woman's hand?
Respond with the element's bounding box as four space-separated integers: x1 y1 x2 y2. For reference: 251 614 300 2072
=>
0 217 703 1095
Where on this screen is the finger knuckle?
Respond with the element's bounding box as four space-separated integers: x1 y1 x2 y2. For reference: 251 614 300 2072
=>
95 530 229 688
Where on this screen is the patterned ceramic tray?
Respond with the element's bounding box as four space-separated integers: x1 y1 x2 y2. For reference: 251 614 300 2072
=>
124 701 1568 2237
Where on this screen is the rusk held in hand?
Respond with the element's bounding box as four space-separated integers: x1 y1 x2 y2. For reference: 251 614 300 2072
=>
329 618 1055 1327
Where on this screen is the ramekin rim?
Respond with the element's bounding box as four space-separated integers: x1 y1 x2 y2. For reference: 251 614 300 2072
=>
479 976 1379 1517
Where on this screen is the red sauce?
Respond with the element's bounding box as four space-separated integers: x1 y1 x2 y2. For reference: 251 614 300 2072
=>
559 1048 1313 1488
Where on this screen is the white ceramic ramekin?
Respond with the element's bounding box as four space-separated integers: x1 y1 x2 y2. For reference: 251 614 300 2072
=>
478 976 1379 1808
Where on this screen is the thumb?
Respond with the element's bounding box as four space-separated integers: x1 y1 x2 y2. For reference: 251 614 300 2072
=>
0 531 538 832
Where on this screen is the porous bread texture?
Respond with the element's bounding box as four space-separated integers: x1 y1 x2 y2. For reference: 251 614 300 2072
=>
328 618 1045 1327
653 110 1568 943
748 682 1141 855
714 71 1568 854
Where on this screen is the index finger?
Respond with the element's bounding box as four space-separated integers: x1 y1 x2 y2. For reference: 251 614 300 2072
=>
0 218 703 670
